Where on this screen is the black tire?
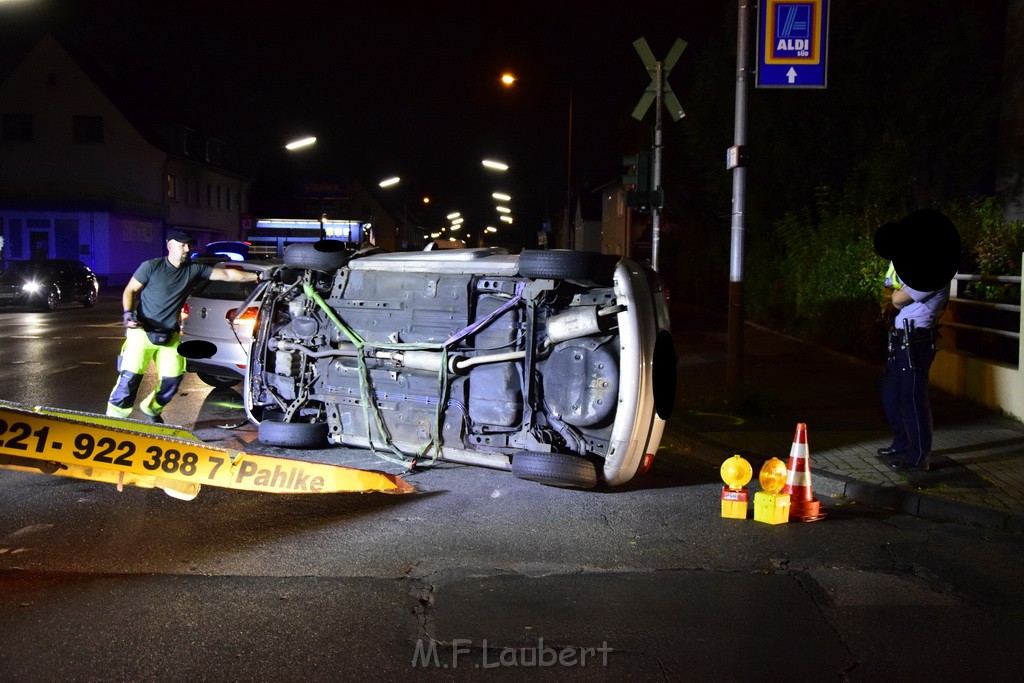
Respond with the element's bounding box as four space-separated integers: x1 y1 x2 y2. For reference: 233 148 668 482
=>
519 250 616 284
258 419 329 449
284 240 351 272
197 372 240 389
82 288 98 307
511 451 599 489
653 330 677 420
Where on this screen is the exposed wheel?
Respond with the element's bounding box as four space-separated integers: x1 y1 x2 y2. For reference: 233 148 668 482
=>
258 419 329 449
82 288 98 307
197 372 240 389
511 451 599 489
519 250 617 284
284 240 351 272
41 290 59 311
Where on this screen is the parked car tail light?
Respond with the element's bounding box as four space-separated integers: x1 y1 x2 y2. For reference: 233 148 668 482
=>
227 306 259 336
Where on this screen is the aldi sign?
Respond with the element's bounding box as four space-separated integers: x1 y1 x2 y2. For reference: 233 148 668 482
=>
757 0 830 88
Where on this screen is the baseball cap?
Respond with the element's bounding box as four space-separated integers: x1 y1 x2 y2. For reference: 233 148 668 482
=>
166 230 195 245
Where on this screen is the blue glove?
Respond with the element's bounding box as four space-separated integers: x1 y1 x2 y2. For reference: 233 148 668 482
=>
123 310 139 328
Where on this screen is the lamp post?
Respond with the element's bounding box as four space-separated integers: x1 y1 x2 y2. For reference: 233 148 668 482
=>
500 73 573 249
378 176 407 249
283 135 322 238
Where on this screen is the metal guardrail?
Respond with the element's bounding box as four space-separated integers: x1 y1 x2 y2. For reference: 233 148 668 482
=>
944 269 1022 363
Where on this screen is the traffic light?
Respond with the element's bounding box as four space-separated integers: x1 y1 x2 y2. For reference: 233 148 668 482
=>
624 151 657 212
621 152 652 191
622 155 639 188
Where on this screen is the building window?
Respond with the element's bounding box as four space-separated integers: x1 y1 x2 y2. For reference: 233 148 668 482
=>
207 184 212 207
2 113 33 141
195 180 202 205
226 189 232 211
183 179 190 204
166 174 177 201
217 186 223 209
73 115 104 143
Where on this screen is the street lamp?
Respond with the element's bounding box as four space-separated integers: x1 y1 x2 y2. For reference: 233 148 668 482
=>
284 136 316 151
482 159 509 171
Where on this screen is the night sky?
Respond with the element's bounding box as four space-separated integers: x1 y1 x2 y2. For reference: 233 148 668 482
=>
1 0 726 236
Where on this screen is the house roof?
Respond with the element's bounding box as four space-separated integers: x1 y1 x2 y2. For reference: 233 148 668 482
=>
1 32 250 178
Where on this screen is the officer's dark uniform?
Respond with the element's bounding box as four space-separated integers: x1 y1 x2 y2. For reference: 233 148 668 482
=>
873 210 961 472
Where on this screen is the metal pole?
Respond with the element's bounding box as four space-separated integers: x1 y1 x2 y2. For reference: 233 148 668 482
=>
727 0 751 386
651 61 663 272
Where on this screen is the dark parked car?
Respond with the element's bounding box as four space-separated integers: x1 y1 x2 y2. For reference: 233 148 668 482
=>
242 242 675 489
0 259 99 310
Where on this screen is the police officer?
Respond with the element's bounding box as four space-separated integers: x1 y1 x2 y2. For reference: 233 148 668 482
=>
106 230 259 422
873 210 961 472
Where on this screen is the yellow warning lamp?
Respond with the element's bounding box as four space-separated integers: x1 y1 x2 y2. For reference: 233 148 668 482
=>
719 455 752 519
720 454 752 489
754 457 791 525
758 457 788 494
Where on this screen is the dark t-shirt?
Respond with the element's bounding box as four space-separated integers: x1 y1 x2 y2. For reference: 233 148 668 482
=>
133 258 213 331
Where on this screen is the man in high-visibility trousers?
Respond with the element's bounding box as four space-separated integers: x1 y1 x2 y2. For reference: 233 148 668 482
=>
106 230 259 422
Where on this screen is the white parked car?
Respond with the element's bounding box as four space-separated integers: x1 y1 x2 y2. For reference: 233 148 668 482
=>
180 260 280 389
244 242 675 489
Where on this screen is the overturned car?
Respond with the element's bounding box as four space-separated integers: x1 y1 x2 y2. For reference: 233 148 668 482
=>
242 242 675 488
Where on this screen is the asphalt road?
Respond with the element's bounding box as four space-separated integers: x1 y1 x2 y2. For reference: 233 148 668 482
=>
1 296 1022 680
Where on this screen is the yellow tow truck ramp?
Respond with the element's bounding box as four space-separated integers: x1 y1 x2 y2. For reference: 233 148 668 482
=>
0 401 413 499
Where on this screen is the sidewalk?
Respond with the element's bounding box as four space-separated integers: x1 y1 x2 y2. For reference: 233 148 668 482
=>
671 305 1024 532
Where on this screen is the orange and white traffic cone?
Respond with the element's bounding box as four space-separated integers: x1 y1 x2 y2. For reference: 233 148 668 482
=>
781 423 826 522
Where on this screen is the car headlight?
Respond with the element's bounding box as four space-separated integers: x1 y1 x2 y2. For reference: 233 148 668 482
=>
21 281 42 293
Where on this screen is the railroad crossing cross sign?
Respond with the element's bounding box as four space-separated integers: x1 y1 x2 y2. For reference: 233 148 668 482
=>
632 37 686 121
757 0 830 88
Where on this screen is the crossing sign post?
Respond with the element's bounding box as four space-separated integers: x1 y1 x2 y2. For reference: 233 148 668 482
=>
756 0 830 88
631 37 686 272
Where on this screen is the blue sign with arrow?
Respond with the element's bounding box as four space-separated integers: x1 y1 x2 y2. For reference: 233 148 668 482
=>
756 0 829 88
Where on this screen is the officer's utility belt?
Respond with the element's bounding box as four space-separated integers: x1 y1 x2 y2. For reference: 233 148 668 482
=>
889 327 937 345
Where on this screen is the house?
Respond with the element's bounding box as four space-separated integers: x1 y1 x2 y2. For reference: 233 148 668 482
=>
0 35 251 285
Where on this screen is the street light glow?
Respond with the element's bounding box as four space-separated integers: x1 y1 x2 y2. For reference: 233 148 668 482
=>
485 227 498 233
378 176 400 188
500 215 514 223
285 136 317 150
496 206 511 214
492 192 511 201
451 217 464 225
446 212 461 220
482 159 508 171
500 73 516 87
